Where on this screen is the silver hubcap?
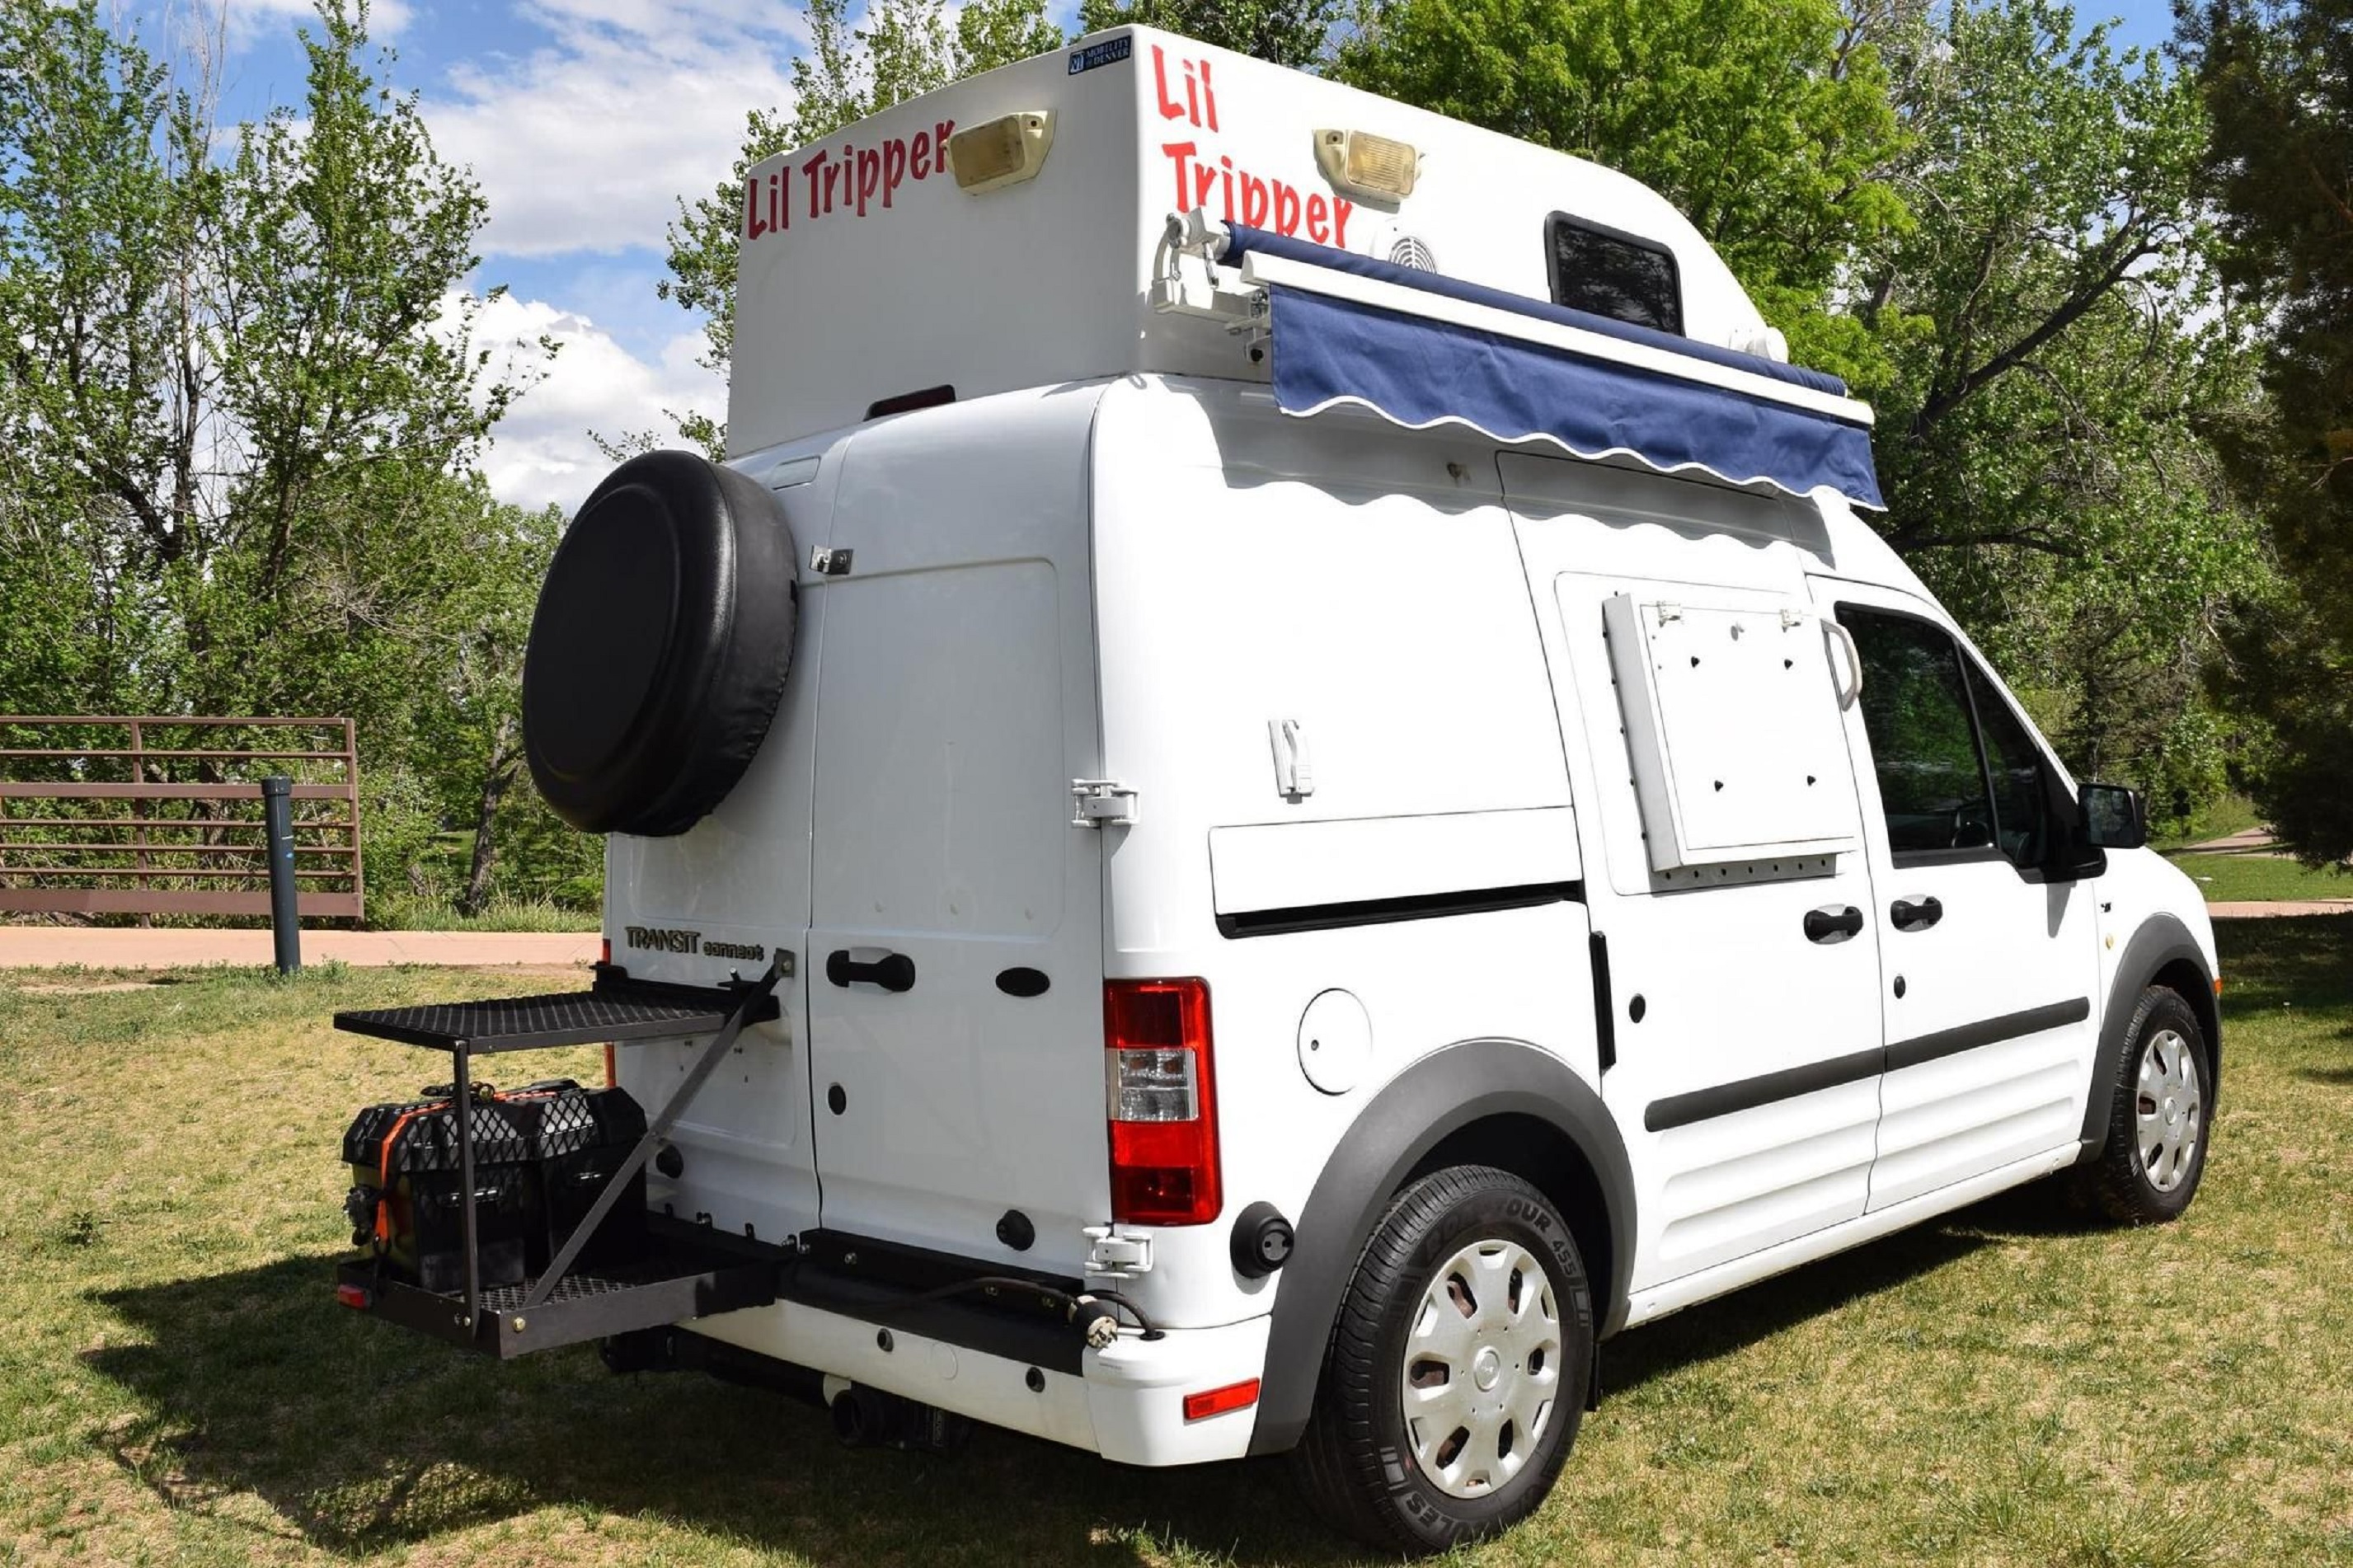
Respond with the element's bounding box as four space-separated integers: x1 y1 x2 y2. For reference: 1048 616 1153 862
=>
2135 1027 2203 1193
1399 1238 1562 1498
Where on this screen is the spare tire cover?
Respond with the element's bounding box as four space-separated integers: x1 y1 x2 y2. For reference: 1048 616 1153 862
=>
522 450 798 836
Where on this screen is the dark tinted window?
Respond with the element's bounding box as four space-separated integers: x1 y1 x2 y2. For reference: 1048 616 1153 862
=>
1547 216 1683 335
1966 660 2051 867
1842 608 1994 860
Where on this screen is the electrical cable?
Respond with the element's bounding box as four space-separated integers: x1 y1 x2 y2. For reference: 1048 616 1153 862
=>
863 1273 1166 1342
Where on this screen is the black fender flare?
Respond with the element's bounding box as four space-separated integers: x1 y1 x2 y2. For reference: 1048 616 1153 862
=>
1247 1038 1634 1456
2077 912 2220 1160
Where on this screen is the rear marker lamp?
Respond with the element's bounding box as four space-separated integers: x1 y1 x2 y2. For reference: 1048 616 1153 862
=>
1182 1378 1261 1422
335 1282 371 1311
1105 979 1221 1226
1313 128 1420 201
949 111 1055 194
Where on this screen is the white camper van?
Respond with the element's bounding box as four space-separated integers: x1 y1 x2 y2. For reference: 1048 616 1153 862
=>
333 27 2221 1553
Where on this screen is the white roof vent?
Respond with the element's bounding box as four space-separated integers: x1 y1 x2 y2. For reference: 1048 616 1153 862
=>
1388 235 1438 272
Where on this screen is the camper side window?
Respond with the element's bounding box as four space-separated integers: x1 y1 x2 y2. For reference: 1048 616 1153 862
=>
1840 608 1998 865
1545 215 1683 336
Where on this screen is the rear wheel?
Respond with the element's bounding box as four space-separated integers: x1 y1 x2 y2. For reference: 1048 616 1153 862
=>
1290 1165 1593 1554
2072 985 2210 1223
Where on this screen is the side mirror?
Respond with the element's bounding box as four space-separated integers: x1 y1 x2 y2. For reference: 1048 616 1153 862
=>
2080 782 2146 851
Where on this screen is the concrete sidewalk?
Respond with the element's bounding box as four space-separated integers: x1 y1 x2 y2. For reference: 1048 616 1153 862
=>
0 927 599 969
2209 901 2353 919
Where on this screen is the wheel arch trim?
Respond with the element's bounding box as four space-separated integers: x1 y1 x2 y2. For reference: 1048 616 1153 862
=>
1246 1037 1633 1456
2078 912 2220 1162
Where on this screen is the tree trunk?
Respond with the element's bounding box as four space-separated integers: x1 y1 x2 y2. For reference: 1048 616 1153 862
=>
458 716 522 917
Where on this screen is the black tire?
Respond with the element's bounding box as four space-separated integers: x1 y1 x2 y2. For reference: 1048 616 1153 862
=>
1289 1165 1594 1554
522 450 798 837
2070 985 2210 1224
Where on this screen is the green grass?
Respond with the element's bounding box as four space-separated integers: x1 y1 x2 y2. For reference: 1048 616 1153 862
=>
5 934 2353 1565
2165 851 2353 904
362 894 597 933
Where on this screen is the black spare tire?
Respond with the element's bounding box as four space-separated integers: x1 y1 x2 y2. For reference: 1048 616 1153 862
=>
523 450 798 836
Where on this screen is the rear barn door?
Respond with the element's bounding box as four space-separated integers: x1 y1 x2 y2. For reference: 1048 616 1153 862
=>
803 442 1107 1276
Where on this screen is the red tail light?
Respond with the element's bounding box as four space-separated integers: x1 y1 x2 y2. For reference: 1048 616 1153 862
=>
604 1043 618 1090
1105 978 1221 1225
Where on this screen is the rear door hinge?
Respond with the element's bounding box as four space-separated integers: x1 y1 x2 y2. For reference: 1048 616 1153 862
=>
1083 1223 1153 1276
1070 779 1139 828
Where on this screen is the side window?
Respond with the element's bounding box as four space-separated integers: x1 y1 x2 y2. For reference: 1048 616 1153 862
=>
1965 660 2051 868
1546 214 1683 335
1839 608 1995 861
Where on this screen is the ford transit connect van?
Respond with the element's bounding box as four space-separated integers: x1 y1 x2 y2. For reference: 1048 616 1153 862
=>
336 27 2220 1552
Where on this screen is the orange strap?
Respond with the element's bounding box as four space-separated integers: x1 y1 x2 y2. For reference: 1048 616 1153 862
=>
369 1085 557 1243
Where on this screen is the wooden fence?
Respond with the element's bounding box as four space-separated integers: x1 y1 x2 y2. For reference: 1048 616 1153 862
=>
0 716 362 919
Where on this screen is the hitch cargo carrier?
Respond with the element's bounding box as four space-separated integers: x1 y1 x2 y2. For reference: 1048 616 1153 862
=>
331 962 790 1359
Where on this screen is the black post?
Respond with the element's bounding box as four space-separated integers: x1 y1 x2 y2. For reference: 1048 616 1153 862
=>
261 775 300 975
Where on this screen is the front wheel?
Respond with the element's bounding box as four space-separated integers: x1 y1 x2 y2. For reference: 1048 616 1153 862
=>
1289 1165 1594 1554
2071 985 2211 1223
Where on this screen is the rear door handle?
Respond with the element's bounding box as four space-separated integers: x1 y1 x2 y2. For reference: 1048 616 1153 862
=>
1804 905 1864 944
825 949 916 993
1890 895 1944 932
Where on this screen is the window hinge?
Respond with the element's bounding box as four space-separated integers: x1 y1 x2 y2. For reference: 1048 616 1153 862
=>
1070 779 1139 828
1083 1223 1153 1277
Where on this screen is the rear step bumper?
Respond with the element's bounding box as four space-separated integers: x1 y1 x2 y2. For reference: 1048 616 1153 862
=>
690 1293 1275 1467
338 1219 1275 1465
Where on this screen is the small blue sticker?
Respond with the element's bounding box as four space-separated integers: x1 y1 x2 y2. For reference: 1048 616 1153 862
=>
1068 36 1133 75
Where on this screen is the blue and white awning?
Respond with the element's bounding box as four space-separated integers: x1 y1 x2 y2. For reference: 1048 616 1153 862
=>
1217 225 1885 511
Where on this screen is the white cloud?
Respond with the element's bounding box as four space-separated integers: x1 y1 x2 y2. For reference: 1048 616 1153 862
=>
462 290 725 513
422 4 803 260
209 0 414 48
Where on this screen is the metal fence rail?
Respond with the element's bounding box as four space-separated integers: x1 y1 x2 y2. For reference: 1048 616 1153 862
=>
0 716 362 919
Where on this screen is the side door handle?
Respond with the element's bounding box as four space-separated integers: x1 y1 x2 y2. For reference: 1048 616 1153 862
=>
825 948 916 993
1803 905 1865 944
1890 896 1944 932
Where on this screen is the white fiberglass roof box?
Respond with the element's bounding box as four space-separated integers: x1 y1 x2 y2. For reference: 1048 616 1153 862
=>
728 27 1779 453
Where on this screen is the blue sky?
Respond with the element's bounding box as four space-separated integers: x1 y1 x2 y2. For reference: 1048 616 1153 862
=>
154 0 2186 513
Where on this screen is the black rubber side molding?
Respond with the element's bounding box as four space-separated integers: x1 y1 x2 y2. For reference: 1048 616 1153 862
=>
1217 881 1580 940
1645 1046 1882 1133
1644 997 2092 1132
1883 998 2089 1073
522 450 799 837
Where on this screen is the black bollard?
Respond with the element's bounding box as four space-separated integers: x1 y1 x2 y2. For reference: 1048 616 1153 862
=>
261 775 300 974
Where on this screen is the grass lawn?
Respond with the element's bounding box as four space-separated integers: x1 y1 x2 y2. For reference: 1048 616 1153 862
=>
2165 852 2353 904
3 932 2351 1566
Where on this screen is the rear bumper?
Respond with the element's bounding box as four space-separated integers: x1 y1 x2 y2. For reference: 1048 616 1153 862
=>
688 1298 1274 1466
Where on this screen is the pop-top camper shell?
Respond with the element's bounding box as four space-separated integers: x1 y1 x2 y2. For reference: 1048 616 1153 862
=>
729 28 1808 452
330 25 2214 1550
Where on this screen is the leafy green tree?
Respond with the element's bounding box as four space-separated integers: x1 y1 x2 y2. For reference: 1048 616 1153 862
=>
1075 0 1340 65
1330 0 1912 373
660 0 1062 450
2179 0 2353 861
0 0 562 911
1858 0 2262 828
